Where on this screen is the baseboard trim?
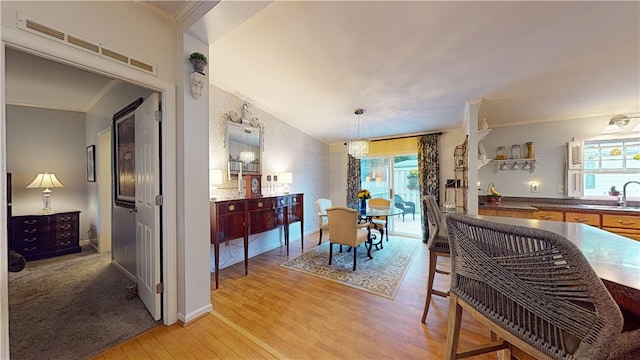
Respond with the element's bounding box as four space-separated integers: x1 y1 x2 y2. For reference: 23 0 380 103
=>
110 260 136 283
178 303 213 325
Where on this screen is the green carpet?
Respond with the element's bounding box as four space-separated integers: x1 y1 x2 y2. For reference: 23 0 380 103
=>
8 244 158 360
281 236 421 299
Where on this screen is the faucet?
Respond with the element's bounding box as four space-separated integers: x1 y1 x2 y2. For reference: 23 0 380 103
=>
621 181 640 207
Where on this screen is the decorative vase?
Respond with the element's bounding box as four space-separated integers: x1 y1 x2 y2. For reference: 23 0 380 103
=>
190 58 207 74
360 199 367 213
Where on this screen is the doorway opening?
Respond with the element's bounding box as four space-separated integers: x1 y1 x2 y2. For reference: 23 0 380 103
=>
360 154 422 237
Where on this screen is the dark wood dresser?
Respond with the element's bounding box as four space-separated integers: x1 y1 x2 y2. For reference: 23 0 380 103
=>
10 211 81 261
210 194 303 288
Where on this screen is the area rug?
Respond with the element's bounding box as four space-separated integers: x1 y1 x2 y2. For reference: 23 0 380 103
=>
281 236 421 299
8 244 158 360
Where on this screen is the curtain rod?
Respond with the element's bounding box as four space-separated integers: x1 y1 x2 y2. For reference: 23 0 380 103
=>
343 131 444 145
369 131 443 142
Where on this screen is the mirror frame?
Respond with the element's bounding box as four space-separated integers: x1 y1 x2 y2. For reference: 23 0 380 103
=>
225 120 263 177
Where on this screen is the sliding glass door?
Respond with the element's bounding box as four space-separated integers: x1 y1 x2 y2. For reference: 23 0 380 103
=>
360 154 422 238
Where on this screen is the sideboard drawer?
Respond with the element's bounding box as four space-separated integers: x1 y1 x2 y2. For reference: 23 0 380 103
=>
249 198 277 210
215 201 245 215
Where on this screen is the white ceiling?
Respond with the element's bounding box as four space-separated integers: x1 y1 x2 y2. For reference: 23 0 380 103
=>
5 1 639 145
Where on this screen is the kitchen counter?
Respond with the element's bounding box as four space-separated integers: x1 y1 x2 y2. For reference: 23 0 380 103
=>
473 215 640 292
479 197 640 215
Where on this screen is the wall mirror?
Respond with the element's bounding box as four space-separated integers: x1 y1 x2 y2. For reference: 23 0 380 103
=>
226 120 262 177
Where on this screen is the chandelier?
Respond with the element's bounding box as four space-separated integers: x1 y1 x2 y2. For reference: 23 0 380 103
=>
347 108 369 159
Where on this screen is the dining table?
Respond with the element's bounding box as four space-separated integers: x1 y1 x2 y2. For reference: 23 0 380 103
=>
469 215 640 316
357 206 405 250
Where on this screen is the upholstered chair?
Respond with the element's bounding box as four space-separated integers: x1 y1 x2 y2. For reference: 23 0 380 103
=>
326 206 372 271
315 198 332 245
421 195 450 322
444 213 640 360
394 194 416 221
368 197 391 242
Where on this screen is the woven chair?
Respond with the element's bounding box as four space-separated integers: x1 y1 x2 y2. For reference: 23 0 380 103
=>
444 213 640 360
326 206 372 271
368 197 391 242
315 198 332 245
421 195 450 322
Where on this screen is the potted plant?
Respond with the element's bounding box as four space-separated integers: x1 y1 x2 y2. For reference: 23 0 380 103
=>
609 186 620 197
189 52 208 74
407 169 419 190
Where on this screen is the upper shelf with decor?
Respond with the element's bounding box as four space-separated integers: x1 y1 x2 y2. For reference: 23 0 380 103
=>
493 158 542 172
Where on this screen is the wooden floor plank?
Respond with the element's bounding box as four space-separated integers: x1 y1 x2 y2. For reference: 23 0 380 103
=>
97 346 127 360
135 332 173 360
164 320 222 359
118 338 152 360
149 325 198 360
94 232 498 360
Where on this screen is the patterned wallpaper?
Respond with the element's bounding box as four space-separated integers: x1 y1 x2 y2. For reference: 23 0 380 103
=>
208 84 330 271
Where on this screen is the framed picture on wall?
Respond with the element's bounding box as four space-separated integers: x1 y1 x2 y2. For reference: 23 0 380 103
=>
113 98 143 208
86 145 95 182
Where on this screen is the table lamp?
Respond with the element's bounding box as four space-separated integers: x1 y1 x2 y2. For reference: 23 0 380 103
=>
209 169 223 200
279 172 293 194
26 172 64 213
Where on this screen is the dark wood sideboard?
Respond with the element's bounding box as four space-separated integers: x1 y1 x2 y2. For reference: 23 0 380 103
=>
210 193 304 288
10 211 81 261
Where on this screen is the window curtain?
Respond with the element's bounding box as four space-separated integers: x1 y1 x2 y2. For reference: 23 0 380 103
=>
418 134 440 243
346 154 361 207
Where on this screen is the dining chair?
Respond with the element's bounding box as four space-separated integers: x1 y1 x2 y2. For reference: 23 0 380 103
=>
368 197 391 242
444 213 640 360
394 194 416 221
314 198 332 245
326 206 372 271
421 195 450 323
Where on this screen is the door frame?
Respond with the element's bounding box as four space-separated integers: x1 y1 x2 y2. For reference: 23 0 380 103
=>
360 152 422 238
0 28 178 337
96 126 112 254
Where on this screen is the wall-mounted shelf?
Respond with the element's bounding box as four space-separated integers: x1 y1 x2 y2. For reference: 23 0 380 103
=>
494 158 541 172
478 158 493 170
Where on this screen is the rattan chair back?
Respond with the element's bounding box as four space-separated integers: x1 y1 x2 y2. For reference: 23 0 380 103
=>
424 195 449 253
445 213 624 359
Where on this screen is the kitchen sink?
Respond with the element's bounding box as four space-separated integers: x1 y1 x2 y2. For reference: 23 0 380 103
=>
580 204 640 212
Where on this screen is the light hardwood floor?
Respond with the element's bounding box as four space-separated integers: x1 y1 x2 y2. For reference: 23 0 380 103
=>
93 233 497 359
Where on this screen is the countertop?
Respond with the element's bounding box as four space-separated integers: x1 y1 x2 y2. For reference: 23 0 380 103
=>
473 215 640 291
478 197 640 215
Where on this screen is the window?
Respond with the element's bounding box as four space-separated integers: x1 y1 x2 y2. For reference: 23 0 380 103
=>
568 137 640 199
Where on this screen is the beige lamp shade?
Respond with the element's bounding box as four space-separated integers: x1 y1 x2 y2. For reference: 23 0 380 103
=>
26 172 64 189
279 172 293 184
26 172 64 213
209 169 223 200
279 172 293 194
210 169 224 185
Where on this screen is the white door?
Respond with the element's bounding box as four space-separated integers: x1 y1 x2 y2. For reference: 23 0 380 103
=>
135 93 161 320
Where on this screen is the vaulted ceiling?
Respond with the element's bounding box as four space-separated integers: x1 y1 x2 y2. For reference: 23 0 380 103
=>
5 1 639 144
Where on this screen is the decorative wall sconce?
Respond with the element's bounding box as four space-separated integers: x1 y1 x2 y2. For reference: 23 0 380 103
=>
189 52 208 99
